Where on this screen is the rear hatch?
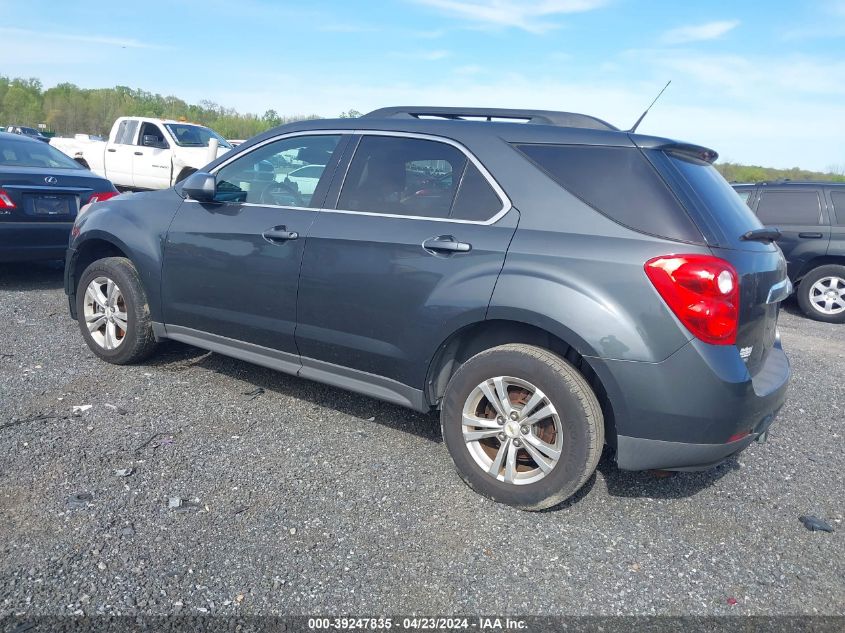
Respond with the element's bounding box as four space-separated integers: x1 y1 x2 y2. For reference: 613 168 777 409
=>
642 143 788 376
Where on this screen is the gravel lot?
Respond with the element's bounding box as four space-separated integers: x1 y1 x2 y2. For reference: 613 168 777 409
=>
0 261 843 617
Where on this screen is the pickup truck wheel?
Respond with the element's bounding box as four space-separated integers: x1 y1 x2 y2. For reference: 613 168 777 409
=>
76 257 158 364
796 265 845 323
440 344 604 511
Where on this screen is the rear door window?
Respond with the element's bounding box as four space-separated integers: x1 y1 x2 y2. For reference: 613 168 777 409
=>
514 144 703 243
756 190 823 225
829 191 845 225
338 135 466 219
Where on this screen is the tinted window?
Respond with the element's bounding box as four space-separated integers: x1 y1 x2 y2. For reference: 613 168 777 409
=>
451 163 503 221
663 153 763 245
0 137 82 169
831 192 845 225
515 144 702 242
756 190 822 225
215 135 341 207
338 135 467 218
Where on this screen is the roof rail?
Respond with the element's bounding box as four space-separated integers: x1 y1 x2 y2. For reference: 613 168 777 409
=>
362 106 619 131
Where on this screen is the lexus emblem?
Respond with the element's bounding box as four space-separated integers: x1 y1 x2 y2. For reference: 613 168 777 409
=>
44 176 58 185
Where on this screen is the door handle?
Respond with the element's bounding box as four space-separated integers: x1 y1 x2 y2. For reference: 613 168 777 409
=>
134 151 143 156
798 232 823 239
262 227 299 243
423 236 472 254
107 148 116 153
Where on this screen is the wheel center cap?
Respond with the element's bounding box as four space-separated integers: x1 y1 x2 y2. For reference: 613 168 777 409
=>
504 420 521 438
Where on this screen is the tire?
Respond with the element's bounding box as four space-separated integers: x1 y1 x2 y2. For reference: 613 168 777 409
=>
76 257 158 364
440 344 604 511
796 265 845 324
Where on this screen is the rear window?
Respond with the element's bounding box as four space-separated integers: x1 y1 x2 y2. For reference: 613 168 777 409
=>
514 144 703 243
0 137 83 169
756 190 823 225
660 152 764 247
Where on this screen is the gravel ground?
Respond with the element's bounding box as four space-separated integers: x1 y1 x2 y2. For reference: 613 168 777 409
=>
0 261 843 617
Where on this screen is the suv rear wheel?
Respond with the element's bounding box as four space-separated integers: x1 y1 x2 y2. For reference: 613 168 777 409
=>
440 344 604 510
76 257 158 364
797 264 845 324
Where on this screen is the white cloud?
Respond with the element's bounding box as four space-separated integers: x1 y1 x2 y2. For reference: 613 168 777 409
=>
0 27 169 50
412 0 609 33
661 20 740 45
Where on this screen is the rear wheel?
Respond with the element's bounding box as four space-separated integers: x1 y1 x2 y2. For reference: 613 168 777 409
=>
440 344 604 510
796 265 845 324
76 257 158 364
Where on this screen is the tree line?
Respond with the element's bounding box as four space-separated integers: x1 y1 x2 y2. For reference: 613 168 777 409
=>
0 76 346 140
714 162 845 184
1 75 842 181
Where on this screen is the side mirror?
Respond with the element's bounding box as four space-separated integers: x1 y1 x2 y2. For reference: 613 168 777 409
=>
142 134 167 149
181 172 217 202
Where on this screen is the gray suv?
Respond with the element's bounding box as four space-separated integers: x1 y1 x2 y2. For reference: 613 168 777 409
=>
64 107 790 510
733 181 845 323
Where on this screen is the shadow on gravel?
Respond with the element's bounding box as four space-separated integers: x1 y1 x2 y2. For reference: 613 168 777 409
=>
145 341 442 443
0 260 65 291
598 453 740 499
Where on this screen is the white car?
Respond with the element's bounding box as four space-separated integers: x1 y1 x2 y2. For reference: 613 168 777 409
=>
283 164 325 196
50 117 231 190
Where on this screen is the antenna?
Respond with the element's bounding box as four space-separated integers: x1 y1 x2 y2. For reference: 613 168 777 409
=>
628 80 671 133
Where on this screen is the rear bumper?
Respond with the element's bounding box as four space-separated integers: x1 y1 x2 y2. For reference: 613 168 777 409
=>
0 222 72 262
616 407 779 471
589 334 790 471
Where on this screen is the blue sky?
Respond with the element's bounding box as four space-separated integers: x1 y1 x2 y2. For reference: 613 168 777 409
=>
2 0 844 170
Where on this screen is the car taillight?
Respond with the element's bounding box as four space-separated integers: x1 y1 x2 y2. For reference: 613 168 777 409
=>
644 254 739 345
87 191 119 204
0 189 16 212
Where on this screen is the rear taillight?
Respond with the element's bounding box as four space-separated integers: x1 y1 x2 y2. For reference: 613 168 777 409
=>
0 189 16 212
645 254 739 345
87 191 119 204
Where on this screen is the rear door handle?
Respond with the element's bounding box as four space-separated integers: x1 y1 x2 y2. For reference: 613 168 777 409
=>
262 226 299 243
422 236 472 254
798 232 823 239
134 151 143 156
107 148 117 153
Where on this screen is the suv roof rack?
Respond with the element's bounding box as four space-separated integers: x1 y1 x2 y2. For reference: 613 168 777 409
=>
362 106 619 131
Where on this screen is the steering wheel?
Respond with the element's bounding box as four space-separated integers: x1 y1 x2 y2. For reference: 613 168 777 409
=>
259 181 306 207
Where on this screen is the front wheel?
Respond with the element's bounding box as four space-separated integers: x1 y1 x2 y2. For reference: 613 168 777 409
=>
440 344 604 511
796 265 845 324
76 257 158 364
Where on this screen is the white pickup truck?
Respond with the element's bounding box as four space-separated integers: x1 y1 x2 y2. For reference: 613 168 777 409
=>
50 116 232 190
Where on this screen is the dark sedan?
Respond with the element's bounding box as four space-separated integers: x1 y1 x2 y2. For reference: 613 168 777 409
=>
0 131 118 262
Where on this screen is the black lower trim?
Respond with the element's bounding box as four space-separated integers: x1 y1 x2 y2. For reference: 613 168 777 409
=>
158 324 428 412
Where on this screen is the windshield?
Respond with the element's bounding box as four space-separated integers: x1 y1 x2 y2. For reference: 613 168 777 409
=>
0 136 83 169
164 123 232 149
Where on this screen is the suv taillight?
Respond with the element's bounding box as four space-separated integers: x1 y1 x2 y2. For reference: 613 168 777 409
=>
0 189 16 212
645 254 739 345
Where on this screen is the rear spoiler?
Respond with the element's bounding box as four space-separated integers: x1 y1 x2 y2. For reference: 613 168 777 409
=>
629 135 719 164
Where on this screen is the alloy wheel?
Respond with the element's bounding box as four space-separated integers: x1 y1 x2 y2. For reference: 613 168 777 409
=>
83 276 128 350
461 376 563 485
809 276 845 315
